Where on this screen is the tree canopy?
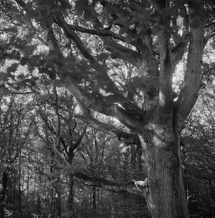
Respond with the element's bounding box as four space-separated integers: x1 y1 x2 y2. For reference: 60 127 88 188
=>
1 0 215 217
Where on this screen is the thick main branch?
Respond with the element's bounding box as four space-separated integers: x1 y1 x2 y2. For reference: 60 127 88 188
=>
176 0 204 128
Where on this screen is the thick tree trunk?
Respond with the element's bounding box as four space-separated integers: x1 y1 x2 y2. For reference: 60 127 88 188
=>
141 124 189 218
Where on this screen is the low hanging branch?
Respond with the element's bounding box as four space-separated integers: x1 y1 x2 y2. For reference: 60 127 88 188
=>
73 171 146 200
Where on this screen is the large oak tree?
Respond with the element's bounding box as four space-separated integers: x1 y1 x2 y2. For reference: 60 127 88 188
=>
1 0 215 217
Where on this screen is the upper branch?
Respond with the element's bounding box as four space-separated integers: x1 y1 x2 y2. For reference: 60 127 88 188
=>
60 23 126 42
176 0 204 128
103 38 142 67
52 9 96 64
52 9 123 95
171 34 190 68
52 9 142 67
158 32 173 117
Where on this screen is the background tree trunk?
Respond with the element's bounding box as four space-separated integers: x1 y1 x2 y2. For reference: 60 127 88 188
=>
92 186 97 218
56 191 62 218
18 153 23 218
68 173 74 217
